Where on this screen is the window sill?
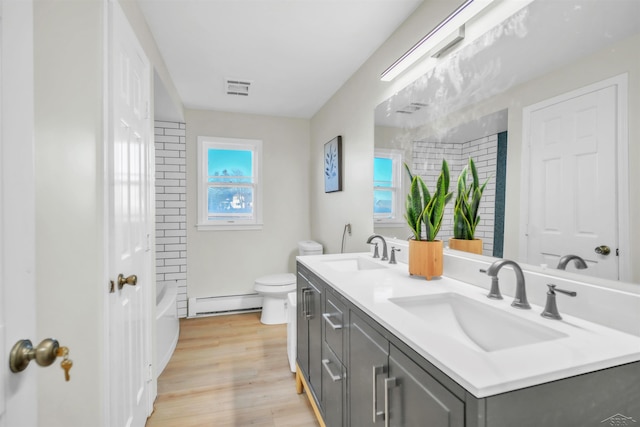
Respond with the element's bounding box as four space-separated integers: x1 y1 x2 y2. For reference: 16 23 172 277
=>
374 220 406 228
196 223 264 231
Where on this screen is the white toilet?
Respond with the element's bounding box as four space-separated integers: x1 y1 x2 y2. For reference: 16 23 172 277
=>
254 240 323 325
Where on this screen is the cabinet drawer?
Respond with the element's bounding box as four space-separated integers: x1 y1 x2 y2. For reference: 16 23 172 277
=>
323 292 346 360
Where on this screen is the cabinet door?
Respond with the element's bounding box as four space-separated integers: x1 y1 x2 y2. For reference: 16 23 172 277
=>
387 345 464 427
297 270 323 401
296 271 310 377
307 279 323 393
349 312 389 427
322 342 346 427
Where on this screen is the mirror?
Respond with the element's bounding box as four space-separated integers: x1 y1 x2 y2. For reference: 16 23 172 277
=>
374 0 640 282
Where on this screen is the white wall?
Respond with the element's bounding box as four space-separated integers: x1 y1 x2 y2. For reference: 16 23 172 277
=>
309 1 458 254
34 1 105 425
185 109 311 299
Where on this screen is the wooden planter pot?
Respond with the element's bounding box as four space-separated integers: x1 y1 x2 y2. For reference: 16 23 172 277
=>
449 238 483 255
408 239 443 280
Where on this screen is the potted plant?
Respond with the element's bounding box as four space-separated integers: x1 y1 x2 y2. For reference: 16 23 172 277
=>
404 160 452 280
449 158 490 255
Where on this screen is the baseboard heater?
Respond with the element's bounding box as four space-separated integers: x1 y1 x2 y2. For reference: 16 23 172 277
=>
187 294 263 318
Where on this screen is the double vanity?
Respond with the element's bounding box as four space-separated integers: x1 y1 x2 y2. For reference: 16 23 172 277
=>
295 248 640 426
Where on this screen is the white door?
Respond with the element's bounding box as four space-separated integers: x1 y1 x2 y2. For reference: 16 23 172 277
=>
1 0 38 425
107 3 153 426
524 81 621 279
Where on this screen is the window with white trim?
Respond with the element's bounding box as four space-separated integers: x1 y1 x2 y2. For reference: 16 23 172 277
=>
197 136 263 230
374 149 403 224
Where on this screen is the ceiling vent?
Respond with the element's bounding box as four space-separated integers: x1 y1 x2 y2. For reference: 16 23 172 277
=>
225 79 251 96
396 102 428 114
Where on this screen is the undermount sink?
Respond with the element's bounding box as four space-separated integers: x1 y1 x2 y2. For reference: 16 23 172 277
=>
323 256 388 272
389 293 567 352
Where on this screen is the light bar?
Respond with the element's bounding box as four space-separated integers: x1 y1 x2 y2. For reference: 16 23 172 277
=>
380 0 496 82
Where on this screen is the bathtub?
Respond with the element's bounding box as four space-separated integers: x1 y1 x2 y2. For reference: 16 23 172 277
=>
156 283 179 377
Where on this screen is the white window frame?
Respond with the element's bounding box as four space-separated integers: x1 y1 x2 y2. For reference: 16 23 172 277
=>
374 148 404 225
197 136 263 231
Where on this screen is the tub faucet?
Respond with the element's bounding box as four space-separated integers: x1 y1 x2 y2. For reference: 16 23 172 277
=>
556 254 588 271
485 259 531 309
366 234 388 261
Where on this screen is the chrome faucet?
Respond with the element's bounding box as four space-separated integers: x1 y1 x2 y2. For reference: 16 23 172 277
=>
389 247 400 264
366 234 388 261
556 254 588 271
485 259 531 309
541 284 577 320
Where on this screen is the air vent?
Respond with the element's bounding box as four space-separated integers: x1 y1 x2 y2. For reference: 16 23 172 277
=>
225 79 251 96
396 102 428 114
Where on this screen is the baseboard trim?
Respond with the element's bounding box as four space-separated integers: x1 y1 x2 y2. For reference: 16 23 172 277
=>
187 294 263 318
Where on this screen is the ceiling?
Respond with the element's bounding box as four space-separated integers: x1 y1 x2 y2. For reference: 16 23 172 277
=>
137 0 424 120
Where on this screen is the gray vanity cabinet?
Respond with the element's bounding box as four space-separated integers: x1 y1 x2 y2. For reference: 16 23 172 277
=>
296 267 323 400
297 262 640 427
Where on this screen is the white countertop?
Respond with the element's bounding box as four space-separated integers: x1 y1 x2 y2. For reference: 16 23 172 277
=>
297 252 640 398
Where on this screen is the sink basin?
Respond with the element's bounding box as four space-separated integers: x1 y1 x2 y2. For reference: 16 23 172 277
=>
323 257 388 272
389 293 567 352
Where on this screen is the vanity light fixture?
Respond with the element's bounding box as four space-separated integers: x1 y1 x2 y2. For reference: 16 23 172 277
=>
380 0 495 82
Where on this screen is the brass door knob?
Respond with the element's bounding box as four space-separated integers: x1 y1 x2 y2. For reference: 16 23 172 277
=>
10 338 59 373
117 274 138 289
594 245 611 256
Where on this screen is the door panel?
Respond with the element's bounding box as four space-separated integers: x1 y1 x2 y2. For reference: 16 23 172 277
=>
108 3 152 426
526 84 618 279
1 1 38 425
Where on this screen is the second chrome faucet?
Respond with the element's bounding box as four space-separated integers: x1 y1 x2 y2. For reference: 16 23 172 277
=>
366 234 388 261
483 259 531 309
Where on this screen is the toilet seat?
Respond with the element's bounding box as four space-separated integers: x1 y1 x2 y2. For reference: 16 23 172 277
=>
255 273 296 287
255 273 296 294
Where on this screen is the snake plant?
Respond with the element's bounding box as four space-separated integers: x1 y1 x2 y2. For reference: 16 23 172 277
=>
453 158 490 240
404 160 452 241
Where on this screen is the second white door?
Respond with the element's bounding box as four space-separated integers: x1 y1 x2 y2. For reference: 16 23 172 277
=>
524 79 622 280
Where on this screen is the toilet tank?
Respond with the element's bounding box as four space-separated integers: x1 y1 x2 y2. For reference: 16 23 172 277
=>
298 240 323 256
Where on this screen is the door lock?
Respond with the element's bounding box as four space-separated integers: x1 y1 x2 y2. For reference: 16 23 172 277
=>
9 338 73 381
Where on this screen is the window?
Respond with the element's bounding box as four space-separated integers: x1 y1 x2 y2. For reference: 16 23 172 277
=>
197 136 263 230
374 149 403 224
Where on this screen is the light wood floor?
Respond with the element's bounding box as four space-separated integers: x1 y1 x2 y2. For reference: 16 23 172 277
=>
146 312 320 427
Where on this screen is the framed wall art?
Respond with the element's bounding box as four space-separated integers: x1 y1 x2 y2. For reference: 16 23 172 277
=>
324 136 342 193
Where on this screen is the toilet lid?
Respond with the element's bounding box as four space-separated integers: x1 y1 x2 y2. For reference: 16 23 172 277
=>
255 273 296 286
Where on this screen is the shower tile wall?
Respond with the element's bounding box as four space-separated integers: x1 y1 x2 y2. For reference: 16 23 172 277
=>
412 134 497 255
155 121 187 318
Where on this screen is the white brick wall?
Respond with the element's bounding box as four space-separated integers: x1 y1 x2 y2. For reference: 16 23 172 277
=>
412 134 498 255
155 121 187 318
